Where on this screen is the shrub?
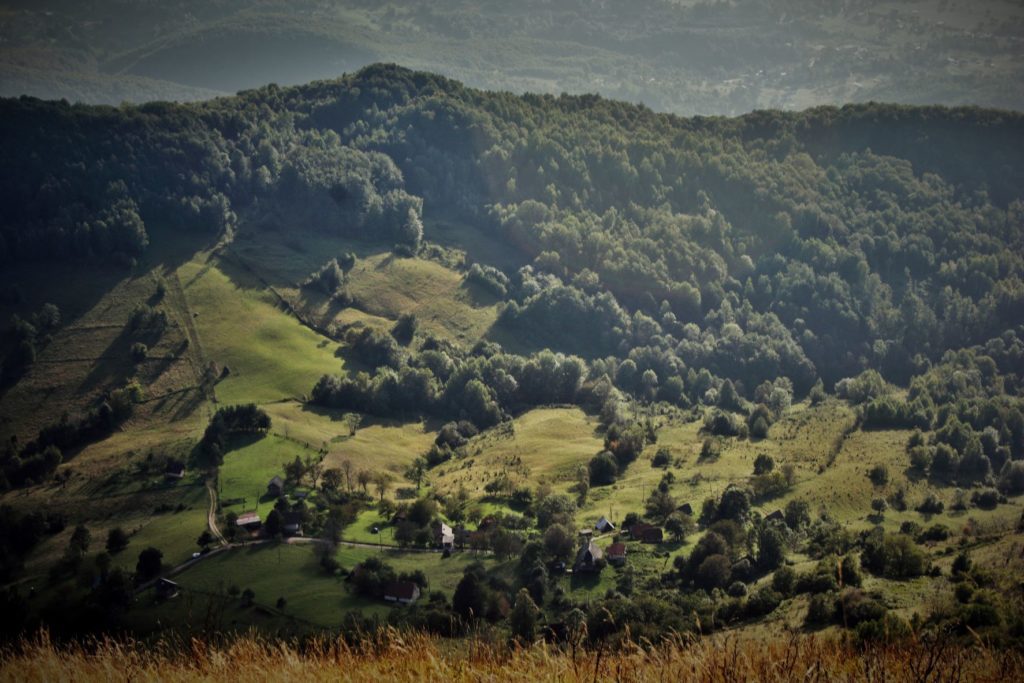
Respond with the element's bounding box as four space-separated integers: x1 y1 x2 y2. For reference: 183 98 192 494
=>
998 461 1024 495
699 438 722 462
130 342 148 361
651 448 671 468
805 593 835 625
746 587 783 617
916 493 944 515
868 464 889 486
861 530 928 579
838 589 887 627
916 524 950 543
705 410 743 437
753 454 775 475
772 566 796 596
588 451 619 486
695 554 732 590
908 445 933 471
970 489 999 510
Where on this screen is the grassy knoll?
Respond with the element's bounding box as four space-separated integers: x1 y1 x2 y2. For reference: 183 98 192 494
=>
432 407 604 498
218 434 314 512
230 227 500 347
263 400 435 478
178 254 342 405
317 415 436 480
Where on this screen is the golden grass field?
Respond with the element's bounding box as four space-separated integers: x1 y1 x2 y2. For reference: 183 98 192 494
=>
2 629 1021 682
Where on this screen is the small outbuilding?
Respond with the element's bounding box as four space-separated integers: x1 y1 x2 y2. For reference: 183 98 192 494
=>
236 511 261 531
595 516 615 533
383 581 421 605
164 460 186 481
267 475 284 498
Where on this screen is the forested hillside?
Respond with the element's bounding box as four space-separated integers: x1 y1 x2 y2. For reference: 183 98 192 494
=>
4 64 1023 395
1 65 1024 649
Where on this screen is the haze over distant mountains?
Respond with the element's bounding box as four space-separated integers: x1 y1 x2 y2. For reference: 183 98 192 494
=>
1 0 1022 115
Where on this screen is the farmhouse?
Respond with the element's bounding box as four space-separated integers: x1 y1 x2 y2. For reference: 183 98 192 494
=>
573 539 604 573
607 542 627 566
164 460 186 481
383 581 421 605
267 476 284 498
595 516 615 533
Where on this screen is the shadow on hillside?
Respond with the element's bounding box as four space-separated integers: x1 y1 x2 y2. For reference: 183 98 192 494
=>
458 279 502 308
296 402 442 433
569 571 604 593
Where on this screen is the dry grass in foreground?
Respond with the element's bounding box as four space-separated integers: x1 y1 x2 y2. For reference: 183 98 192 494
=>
1 630 1021 682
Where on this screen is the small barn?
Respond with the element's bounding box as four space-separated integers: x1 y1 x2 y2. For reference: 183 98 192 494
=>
383 581 421 605
267 475 284 498
607 542 627 566
164 460 186 481
236 511 261 532
595 516 615 533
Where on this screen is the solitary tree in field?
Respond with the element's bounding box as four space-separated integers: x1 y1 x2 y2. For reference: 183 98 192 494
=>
405 457 428 493
373 472 392 503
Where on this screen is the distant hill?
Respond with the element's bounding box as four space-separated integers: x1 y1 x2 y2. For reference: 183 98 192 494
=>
2 0 1024 115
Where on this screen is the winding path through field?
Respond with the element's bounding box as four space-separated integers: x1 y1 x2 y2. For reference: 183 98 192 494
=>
205 479 227 546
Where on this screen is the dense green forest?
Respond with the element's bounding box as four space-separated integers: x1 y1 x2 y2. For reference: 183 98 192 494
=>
2 64 1024 648
4 64 1023 395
